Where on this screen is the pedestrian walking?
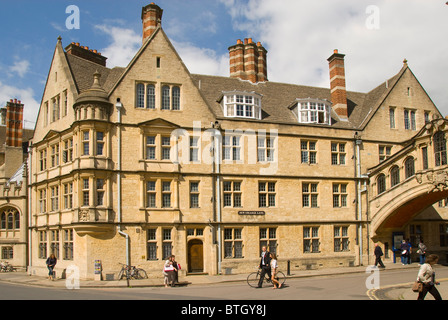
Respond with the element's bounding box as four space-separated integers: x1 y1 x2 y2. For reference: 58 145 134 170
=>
171 255 180 286
417 239 427 265
416 254 442 300
406 239 412 264
374 243 386 268
46 253 57 281
257 246 271 288
400 240 409 265
270 253 281 289
163 255 177 288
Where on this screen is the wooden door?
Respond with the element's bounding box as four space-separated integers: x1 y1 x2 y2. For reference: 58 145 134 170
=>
188 239 204 273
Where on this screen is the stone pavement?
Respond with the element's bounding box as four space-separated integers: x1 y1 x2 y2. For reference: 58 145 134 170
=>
0 262 446 300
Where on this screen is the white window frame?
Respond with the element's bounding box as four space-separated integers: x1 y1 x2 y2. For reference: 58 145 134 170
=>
297 99 331 125
223 91 262 120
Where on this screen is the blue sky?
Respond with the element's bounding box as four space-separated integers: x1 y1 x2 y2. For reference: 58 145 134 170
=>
1 0 447 129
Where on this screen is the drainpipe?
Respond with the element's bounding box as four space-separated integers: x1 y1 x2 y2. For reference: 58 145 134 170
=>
116 99 129 267
27 145 32 274
355 132 363 266
212 122 222 274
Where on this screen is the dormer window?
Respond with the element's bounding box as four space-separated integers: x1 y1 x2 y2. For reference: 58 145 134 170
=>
293 99 331 125
222 91 262 120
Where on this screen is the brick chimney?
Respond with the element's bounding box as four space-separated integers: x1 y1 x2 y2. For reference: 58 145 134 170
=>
142 2 163 43
5 99 24 148
327 49 348 120
229 38 268 83
65 42 107 67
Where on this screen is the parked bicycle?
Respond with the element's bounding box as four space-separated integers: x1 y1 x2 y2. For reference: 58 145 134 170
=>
117 263 148 280
247 268 286 288
0 261 16 272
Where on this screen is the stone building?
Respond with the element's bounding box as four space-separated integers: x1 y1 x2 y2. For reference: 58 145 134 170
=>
0 99 33 268
28 3 446 280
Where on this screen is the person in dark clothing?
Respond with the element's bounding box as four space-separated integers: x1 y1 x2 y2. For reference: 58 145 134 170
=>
374 243 386 268
171 255 179 286
400 240 410 265
46 254 57 281
257 246 272 288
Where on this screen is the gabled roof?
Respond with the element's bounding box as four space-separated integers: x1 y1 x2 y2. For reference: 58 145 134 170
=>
191 74 370 129
62 29 427 131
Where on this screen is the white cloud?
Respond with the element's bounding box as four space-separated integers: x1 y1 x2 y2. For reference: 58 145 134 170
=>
218 0 448 115
9 60 30 78
172 40 229 77
94 25 141 68
94 23 229 77
0 81 40 129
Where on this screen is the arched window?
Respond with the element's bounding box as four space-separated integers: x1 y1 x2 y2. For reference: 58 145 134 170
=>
434 131 447 166
405 157 415 179
136 83 145 108
390 166 400 187
146 84 155 109
7 213 13 230
377 174 386 195
14 212 20 229
172 86 180 110
162 86 170 110
0 209 19 230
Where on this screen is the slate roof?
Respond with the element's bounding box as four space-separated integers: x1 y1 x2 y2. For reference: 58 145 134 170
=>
190 72 400 130
63 38 407 131
65 53 125 94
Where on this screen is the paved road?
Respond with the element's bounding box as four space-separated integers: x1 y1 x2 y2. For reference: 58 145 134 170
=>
3 266 446 301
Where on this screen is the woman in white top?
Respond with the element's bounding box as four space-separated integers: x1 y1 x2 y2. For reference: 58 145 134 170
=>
417 254 442 300
270 253 281 289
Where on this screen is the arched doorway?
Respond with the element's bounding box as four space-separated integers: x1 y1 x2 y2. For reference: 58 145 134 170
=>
188 239 203 273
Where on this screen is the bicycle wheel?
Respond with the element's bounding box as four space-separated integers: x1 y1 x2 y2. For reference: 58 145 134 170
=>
134 269 148 279
275 271 286 286
117 268 126 280
247 272 261 288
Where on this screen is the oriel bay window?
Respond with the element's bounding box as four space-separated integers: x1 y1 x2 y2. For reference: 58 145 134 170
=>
79 129 108 157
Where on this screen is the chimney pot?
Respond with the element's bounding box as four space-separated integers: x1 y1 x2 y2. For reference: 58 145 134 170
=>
142 3 164 43
328 50 348 120
229 38 268 83
5 99 24 147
